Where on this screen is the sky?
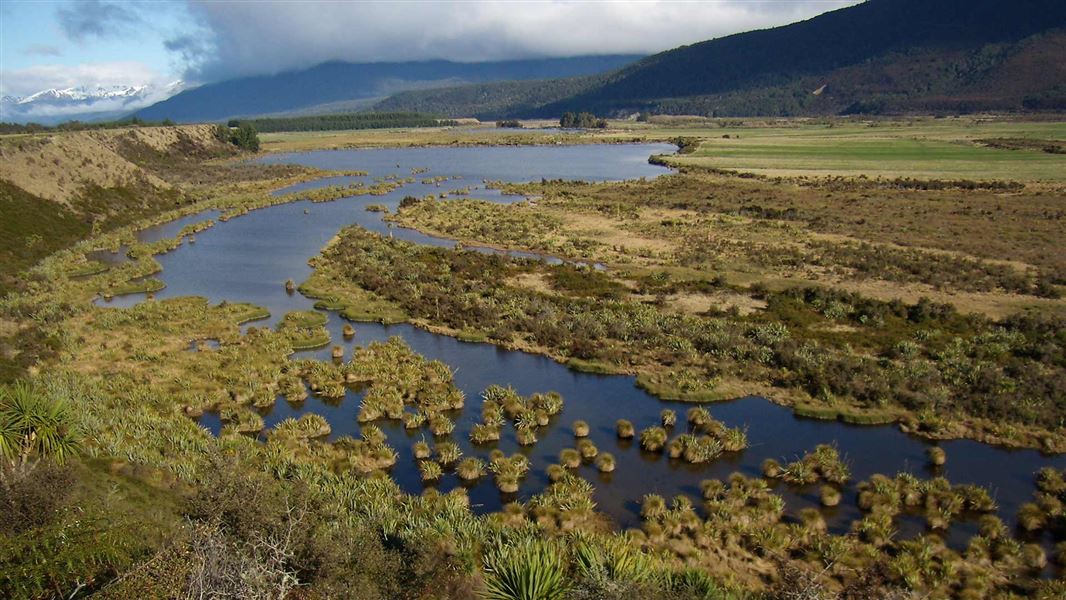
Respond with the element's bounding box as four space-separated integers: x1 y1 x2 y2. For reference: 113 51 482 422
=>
0 0 860 99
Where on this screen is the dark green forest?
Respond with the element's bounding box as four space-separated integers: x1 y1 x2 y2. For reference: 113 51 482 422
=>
230 112 456 133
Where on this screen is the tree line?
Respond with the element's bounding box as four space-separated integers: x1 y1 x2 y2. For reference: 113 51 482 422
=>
0 116 175 135
229 112 457 133
559 112 607 128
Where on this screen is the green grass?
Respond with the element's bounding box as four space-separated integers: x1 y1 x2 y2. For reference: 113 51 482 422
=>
664 121 1066 181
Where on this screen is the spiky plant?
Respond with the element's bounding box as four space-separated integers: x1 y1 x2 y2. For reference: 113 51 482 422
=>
699 479 725 501
0 383 82 481
361 424 387 447
572 420 590 438
595 453 616 473
428 413 455 437
660 409 677 428
682 436 722 464
559 448 581 469
435 441 462 465
572 535 652 585
538 392 564 416
402 411 427 430
471 423 502 444
615 419 634 439
686 407 711 428
516 427 538 446
489 449 506 467
639 427 667 452
413 439 432 460
721 427 748 452
481 537 568 600
456 457 485 480
419 460 443 481
640 494 666 520
515 410 539 432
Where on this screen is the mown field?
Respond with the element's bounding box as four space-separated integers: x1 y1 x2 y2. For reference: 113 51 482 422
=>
664 120 1066 180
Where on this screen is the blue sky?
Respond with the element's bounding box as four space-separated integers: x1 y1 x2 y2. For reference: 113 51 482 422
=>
1 0 859 98
1 1 197 95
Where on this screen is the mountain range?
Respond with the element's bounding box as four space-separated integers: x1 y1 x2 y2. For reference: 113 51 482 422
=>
133 56 642 123
1 82 184 125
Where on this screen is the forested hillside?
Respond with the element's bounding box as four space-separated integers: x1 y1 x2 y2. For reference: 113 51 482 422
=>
376 0 1066 118
134 55 641 123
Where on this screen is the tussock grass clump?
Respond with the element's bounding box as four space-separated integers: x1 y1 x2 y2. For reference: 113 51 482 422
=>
616 419 635 439
402 411 427 430
854 472 997 533
820 485 842 507
686 407 712 428
470 423 502 444
762 458 782 478
343 337 464 421
435 441 462 465
412 439 431 460
490 454 530 493
271 413 330 440
419 459 442 482
456 457 486 481
927 446 947 466
515 426 538 447
641 494 667 520
660 409 677 428
546 464 567 482
577 439 598 459
218 406 264 435
639 427 668 452
428 413 455 437
559 449 581 469
595 453 616 473
768 444 850 485
572 420 590 438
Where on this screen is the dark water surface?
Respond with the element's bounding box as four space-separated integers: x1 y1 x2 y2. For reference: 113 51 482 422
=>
102 143 1063 557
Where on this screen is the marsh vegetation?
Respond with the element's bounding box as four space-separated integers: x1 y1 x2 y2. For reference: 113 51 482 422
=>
1 119 1064 599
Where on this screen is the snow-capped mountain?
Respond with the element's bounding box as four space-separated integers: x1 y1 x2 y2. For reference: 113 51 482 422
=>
1 81 185 124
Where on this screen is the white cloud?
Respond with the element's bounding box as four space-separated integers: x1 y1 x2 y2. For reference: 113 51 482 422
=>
182 0 860 80
0 61 165 97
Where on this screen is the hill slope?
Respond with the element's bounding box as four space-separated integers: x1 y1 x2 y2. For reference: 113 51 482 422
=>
378 0 1066 118
134 56 640 123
